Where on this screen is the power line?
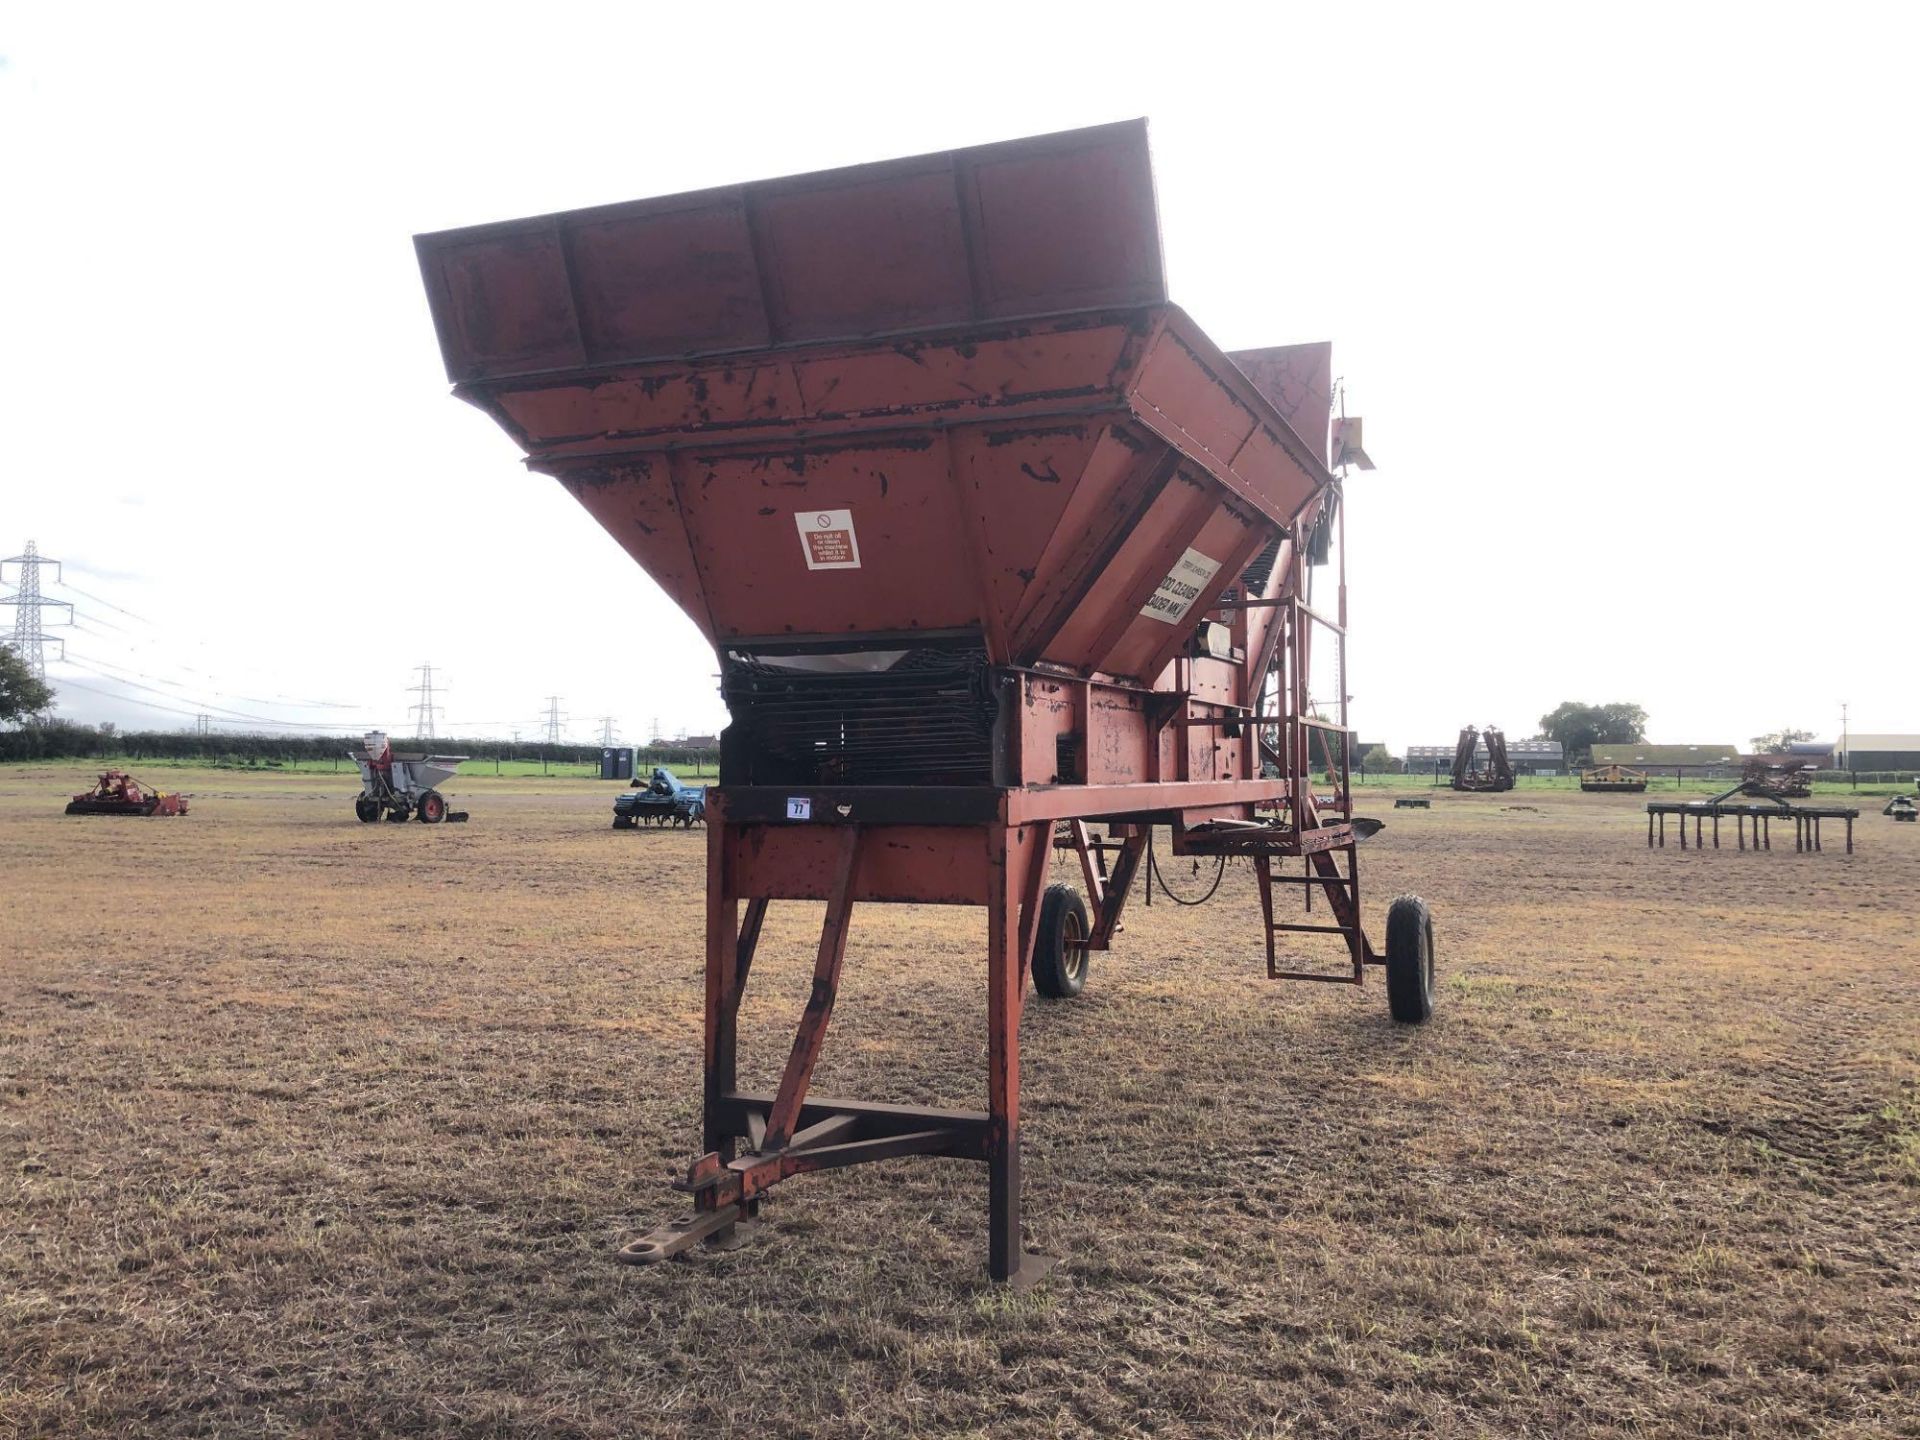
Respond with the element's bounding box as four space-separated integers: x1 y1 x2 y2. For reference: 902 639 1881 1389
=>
599 715 618 746
65 609 140 638
61 643 374 717
1 541 75 688
57 659 380 729
543 696 566 744
50 674 371 731
55 567 362 711
50 575 157 629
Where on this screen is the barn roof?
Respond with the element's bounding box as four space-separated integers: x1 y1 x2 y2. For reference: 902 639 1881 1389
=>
1404 739 1564 760
1590 743 1739 766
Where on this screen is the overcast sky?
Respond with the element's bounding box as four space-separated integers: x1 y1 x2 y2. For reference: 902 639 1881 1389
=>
2 4 1913 751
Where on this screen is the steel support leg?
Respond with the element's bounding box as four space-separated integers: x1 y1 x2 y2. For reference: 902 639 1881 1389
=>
988 823 1054 1287
705 823 768 1163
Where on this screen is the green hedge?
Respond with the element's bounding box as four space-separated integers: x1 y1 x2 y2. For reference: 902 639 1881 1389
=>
0 721 718 770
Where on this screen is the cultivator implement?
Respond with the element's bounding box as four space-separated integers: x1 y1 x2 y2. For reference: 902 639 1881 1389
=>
1649 776 1858 854
417 120 1434 1284
64 770 187 816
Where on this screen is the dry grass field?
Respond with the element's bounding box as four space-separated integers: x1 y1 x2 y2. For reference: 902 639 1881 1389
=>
3 764 1916 1438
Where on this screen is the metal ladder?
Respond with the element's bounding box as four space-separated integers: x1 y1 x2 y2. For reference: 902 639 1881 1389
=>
1253 845 1369 982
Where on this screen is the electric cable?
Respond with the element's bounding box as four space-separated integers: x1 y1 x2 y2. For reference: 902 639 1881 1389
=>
1144 827 1226 906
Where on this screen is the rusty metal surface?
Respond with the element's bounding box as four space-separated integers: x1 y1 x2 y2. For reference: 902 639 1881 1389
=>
1228 342 1333 468
417 120 1164 381
508 311 1328 686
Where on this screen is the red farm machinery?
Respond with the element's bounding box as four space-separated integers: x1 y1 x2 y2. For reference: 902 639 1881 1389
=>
416 120 1436 1285
64 771 188 817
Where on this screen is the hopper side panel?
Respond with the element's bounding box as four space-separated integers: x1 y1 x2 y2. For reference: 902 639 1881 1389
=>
417 119 1165 380
1006 431 1176 663
1102 503 1271 684
676 439 981 642
950 424 1102 652
960 130 1165 316
1042 469 1213 676
1225 424 1324 524
481 317 1145 457
492 362 808 452
565 195 772 360
750 166 973 343
1130 327 1260 466
1227 342 1333 468
560 459 715 640
787 320 1137 418
417 226 586 382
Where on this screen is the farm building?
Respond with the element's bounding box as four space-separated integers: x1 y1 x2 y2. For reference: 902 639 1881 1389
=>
1589 743 1740 777
1786 741 1838 766
1837 734 1920 772
1404 738 1565 776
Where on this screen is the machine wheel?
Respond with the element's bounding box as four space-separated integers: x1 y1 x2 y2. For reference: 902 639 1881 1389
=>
385 802 412 823
1384 895 1435 1024
417 791 448 824
355 798 380 823
1032 884 1092 1000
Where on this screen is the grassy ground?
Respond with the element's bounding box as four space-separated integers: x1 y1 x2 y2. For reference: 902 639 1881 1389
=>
2 766 1915 1437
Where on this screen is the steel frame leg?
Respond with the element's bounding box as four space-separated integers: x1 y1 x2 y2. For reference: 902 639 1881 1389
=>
632 817 1059 1285
989 822 1054 1286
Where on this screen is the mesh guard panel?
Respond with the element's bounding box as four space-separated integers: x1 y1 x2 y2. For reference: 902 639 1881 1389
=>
722 647 999 786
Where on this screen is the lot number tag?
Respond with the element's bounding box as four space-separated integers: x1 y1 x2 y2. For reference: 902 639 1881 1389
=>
786 797 812 820
795 510 861 570
1140 547 1221 624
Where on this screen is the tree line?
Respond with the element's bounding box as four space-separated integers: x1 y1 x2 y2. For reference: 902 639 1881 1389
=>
0 718 718 768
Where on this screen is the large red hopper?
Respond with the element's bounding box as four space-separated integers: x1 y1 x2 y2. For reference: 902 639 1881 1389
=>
418 120 1434 1285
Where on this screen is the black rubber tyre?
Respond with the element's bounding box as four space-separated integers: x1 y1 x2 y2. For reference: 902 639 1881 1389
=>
417 791 447 824
354 798 380 823
1032 884 1092 999
1384 894 1436 1024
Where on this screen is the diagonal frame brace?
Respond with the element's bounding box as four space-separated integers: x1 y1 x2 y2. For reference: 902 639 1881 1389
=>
762 825 862 1151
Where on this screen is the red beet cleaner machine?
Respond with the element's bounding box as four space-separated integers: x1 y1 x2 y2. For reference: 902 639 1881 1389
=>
417 121 1436 1285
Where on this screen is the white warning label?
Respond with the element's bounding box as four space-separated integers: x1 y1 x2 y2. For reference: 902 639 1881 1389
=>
795 509 861 570
1140 547 1221 625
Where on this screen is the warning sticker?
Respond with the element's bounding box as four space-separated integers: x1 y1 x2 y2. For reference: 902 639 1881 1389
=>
795 509 861 570
1140 547 1222 625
